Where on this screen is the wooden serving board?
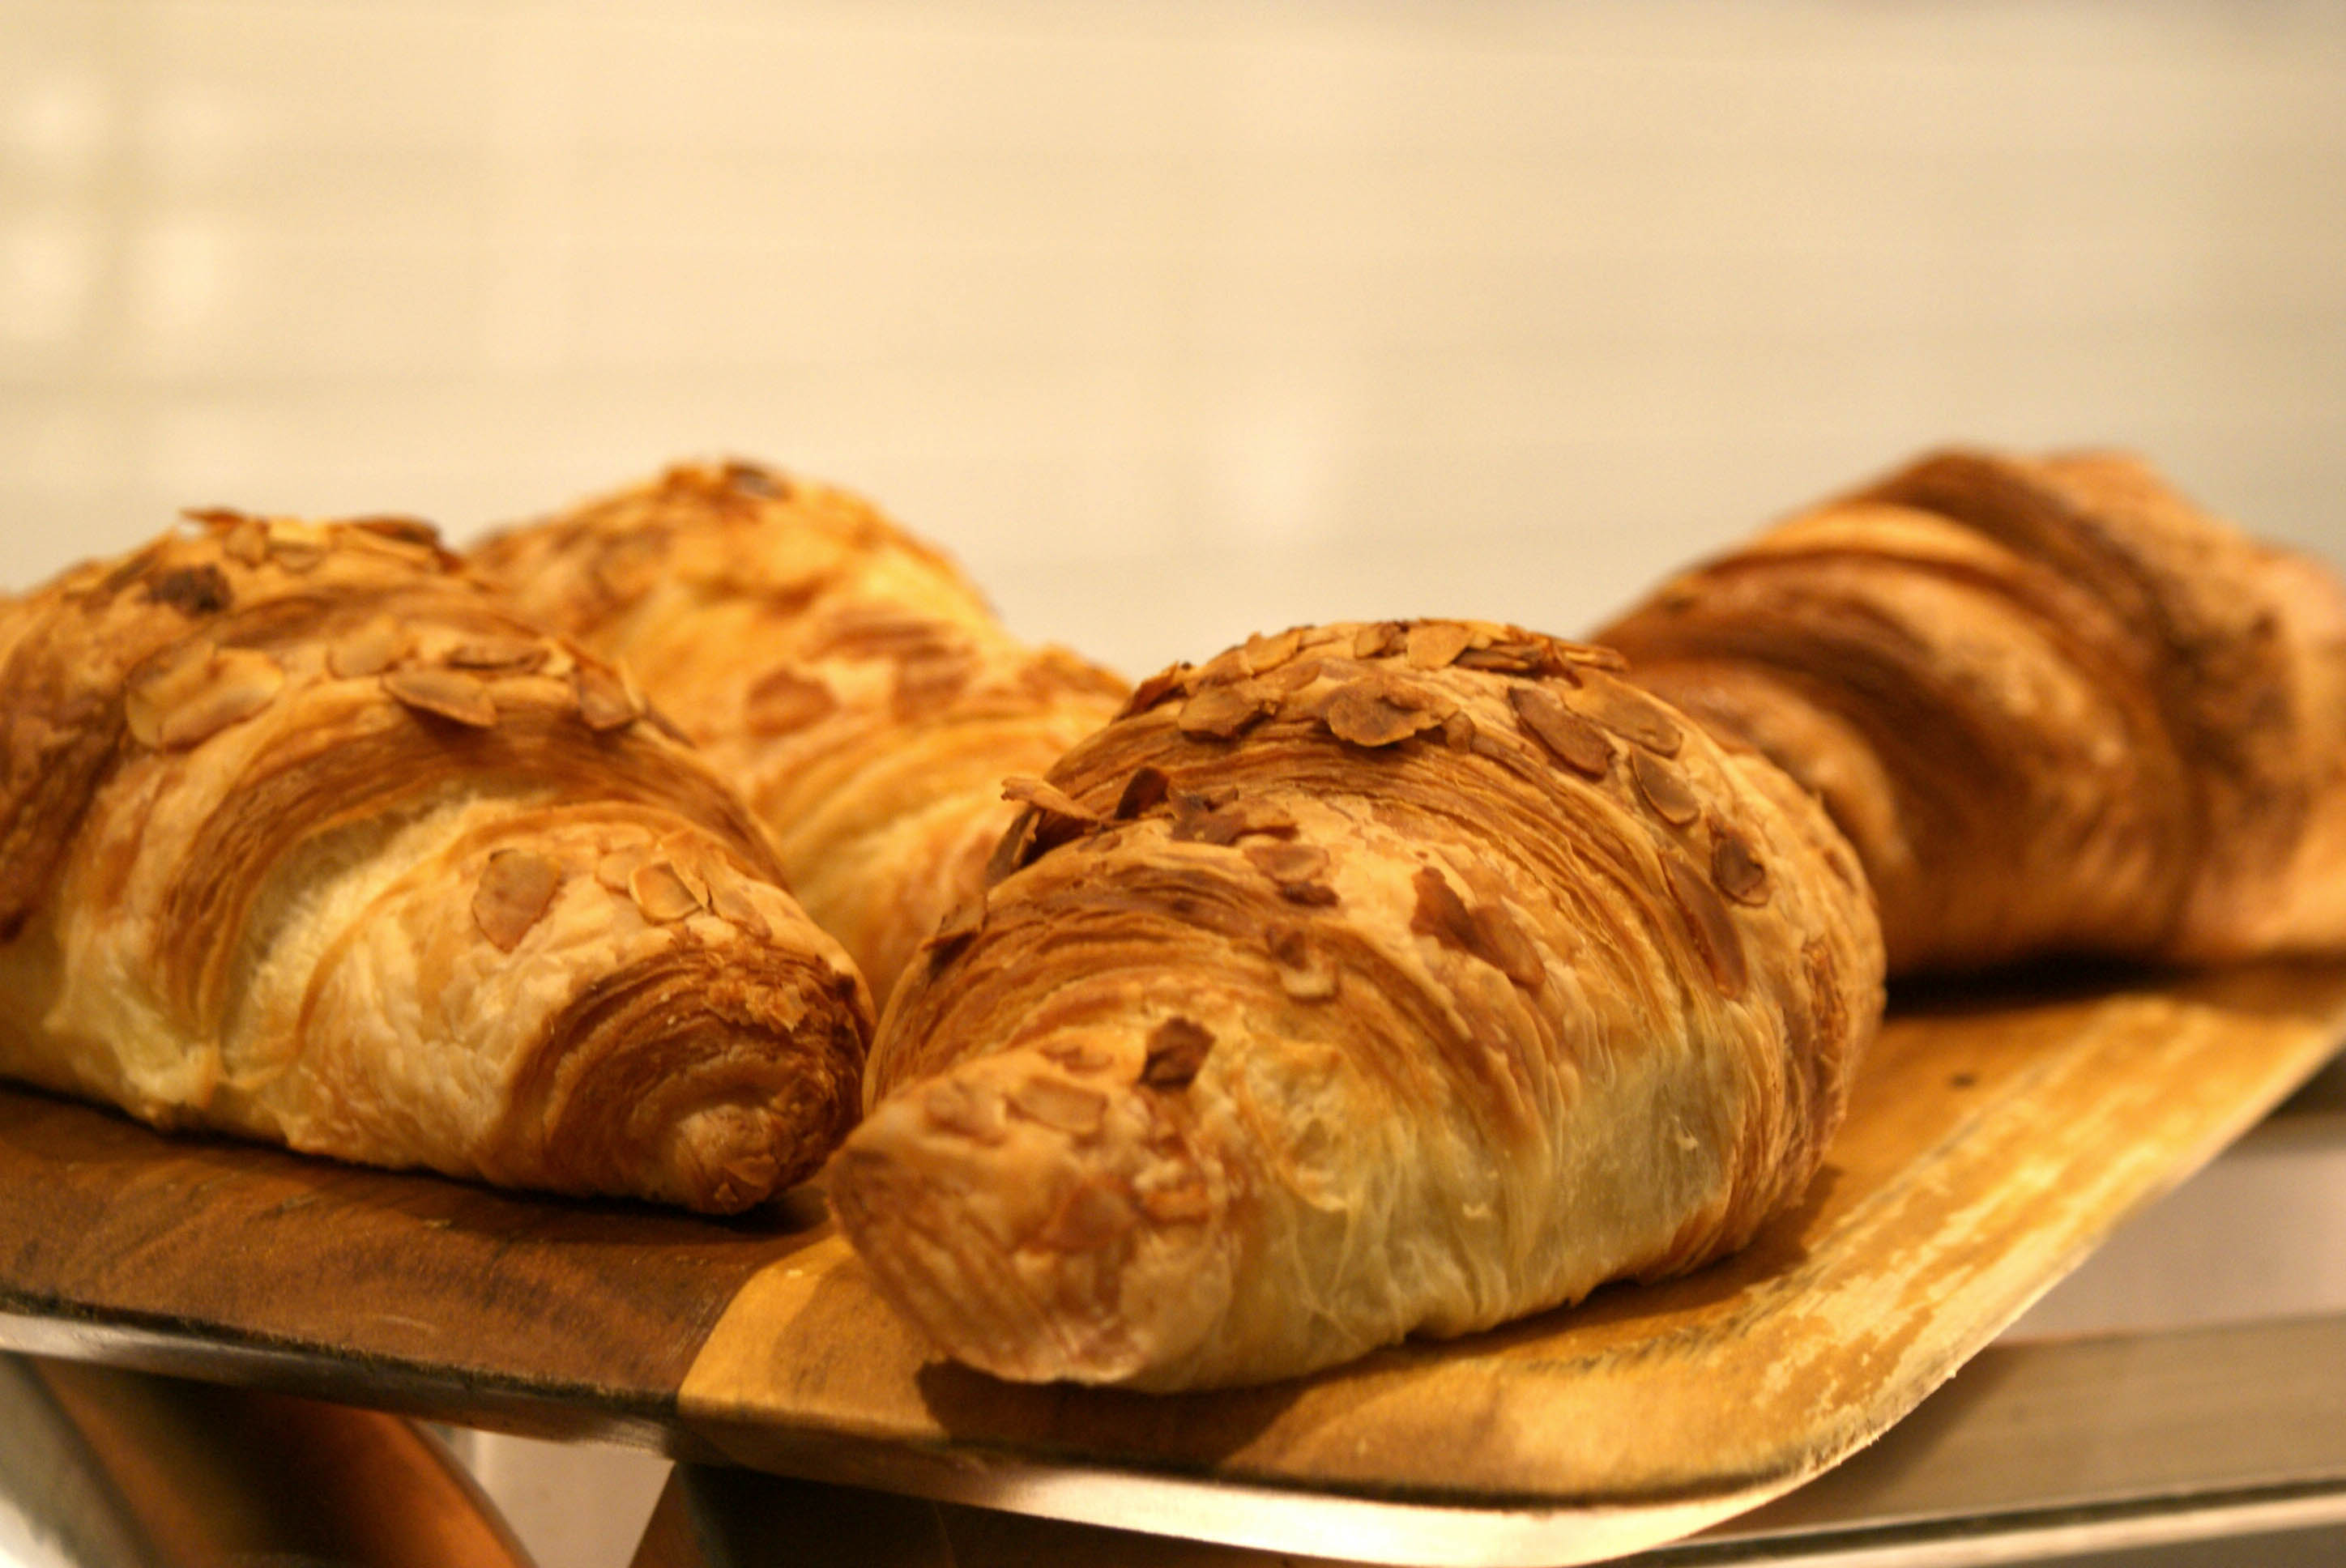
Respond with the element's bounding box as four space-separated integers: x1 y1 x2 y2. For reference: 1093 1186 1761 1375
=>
3 962 2344 1567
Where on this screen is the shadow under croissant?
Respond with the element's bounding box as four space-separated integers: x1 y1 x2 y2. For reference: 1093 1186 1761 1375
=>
868 1168 1836 1470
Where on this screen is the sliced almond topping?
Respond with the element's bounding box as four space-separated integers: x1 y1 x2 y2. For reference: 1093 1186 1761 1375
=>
706 867 773 938
1137 1179 1214 1224
926 896 985 964
1001 776 1102 822
1034 1182 1135 1252
594 842 658 894
1580 671 1684 755
655 837 715 910
1006 1076 1107 1136
1114 765 1171 819
383 667 497 727
1663 852 1749 997
1324 679 1444 748
1410 867 1545 988
1509 684 1613 778
144 564 234 619
1404 620 1475 670
327 616 409 680
446 635 549 674
1039 1036 1116 1075
1265 656 1324 693
893 648 977 721
1121 664 1190 717
922 1077 1008 1145
221 518 271 567
629 859 706 922
1351 621 1405 659
1267 925 1337 1001
1241 627 1304 672
1139 1017 1214 1090
264 519 331 572
733 667 830 739
1630 751 1703 827
1245 839 1329 886
472 849 564 952
1711 828 1771 905
572 661 640 731
350 515 441 548
1177 681 1274 740
126 645 285 750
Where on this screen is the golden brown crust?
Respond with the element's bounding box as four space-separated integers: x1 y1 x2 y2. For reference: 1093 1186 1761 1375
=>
833 620 1883 1388
467 461 1128 1002
1598 449 2346 969
0 513 872 1211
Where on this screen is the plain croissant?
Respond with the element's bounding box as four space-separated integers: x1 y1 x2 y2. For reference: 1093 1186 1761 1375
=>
1597 449 2346 972
467 461 1128 1003
0 513 872 1212
830 621 1885 1389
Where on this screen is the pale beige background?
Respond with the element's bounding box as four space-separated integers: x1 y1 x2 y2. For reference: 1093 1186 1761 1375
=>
7 5 2346 1564
6 0 2344 678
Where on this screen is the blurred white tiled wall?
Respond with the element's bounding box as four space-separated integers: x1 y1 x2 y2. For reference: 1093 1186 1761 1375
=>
6 0 2345 678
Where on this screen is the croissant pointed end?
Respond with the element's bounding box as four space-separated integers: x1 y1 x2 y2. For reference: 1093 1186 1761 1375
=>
830 1045 1235 1387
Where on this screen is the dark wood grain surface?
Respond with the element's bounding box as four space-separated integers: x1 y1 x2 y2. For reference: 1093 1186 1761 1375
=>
0 1084 823 1439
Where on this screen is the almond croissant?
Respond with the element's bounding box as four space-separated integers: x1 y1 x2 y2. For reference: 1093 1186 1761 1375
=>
467 462 1128 1003
0 513 871 1212
1597 449 2346 972
830 622 1884 1389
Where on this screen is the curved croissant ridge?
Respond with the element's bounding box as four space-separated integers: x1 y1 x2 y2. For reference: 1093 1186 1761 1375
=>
834 618 1883 1389
1601 447 2346 971
0 510 872 1212
468 459 1129 1003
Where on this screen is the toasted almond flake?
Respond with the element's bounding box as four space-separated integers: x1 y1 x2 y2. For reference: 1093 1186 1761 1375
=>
1631 751 1703 827
1139 1017 1214 1089
595 842 658 894
1664 852 1748 996
1352 622 1405 658
383 667 497 727
126 645 285 750
1245 839 1330 886
1007 1076 1108 1136
1137 1180 1214 1223
629 860 706 922
1001 776 1102 821
144 564 233 618
1712 828 1771 905
1324 680 1443 748
1121 664 1190 717
572 661 639 731
743 667 835 736
326 616 410 680
1115 765 1171 819
1177 681 1274 739
1039 1037 1116 1075
472 850 564 952
221 518 271 567
1580 672 1684 755
1265 657 1324 693
1405 621 1476 669
446 635 549 674
1267 925 1337 1001
1510 684 1613 778
348 515 441 548
1241 627 1303 673
1034 1182 1136 1252
706 868 772 938
894 648 977 720
922 1078 1008 1144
